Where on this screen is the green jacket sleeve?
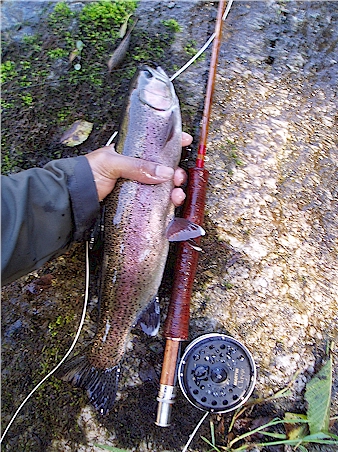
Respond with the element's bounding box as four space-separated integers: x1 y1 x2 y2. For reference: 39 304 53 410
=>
1 156 100 285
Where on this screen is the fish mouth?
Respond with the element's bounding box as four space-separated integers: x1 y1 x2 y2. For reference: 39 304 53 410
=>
139 65 174 111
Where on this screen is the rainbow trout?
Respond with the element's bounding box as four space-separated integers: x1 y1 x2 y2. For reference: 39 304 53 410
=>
59 66 203 415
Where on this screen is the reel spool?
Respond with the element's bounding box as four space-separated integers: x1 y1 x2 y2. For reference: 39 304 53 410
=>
178 333 256 413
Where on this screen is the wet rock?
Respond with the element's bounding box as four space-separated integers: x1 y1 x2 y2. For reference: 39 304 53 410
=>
1 0 54 39
1 1 337 451
4 319 23 342
202 0 338 429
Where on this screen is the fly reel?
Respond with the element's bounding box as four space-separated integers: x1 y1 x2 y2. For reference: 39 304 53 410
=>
178 333 256 413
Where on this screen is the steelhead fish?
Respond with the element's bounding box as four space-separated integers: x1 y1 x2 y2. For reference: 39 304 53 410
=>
59 66 204 415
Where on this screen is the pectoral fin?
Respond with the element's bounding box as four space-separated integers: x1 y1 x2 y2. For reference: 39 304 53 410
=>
137 296 160 336
166 218 205 242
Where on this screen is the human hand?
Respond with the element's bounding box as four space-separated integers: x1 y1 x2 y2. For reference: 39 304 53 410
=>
85 132 192 205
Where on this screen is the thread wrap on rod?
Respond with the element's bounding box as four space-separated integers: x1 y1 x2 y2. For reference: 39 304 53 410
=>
164 167 209 339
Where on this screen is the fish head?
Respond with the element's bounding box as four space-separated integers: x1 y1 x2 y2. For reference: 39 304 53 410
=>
136 65 175 111
118 65 182 166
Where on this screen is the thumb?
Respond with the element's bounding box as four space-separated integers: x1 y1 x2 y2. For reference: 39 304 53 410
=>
87 145 175 184
112 153 175 183
85 145 175 201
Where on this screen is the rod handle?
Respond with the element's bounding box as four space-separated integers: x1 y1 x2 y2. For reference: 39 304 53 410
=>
164 168 209 339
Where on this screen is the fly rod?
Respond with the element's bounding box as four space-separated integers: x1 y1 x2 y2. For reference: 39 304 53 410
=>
156 0 228 427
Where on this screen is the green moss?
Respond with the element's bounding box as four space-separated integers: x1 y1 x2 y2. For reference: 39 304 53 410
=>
183 39 205 64
184 39 197 57
19 75 32 87
20 60 32 70
162 19 182 33
1 60 17 83
48 313 75 337
22 34 43 52
47 47 69 59
1 147 24 175
57 107 72 123
223 281 233 290
78 0 137 45
226 139 244 166
0 99 14 109
20 93 33 105
1 153 17 174
218 139 244 175
1 0 185 176
48 1 75 27
132 30 168 63
80 0 137 26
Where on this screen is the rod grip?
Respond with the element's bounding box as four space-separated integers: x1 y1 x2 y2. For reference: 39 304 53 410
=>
164 168 209 340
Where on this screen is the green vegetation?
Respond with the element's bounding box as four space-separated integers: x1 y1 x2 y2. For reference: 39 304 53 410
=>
184 39 198 57
1 60 17 83
1 151 22 174
1 0 182 175
20 93 33 105
162 18 182 33
47 47 69 59
199 354 338 451
222 281 233 290
80 0 137 26
183 39 205 64
218 139 244 175
47 1 75 28
48 314 75 337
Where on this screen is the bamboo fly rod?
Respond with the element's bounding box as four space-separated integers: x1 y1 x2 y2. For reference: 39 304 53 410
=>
156 0 228 427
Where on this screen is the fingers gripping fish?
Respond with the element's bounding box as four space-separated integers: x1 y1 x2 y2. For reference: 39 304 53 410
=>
58 66 204 415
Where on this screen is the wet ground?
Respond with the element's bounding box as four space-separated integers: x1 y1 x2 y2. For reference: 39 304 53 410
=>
1 1 337 451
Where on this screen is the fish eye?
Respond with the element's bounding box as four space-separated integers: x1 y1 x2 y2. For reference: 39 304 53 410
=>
144 68 153 79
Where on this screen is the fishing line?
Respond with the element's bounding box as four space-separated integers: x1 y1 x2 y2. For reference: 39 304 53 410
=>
0 241 91 444
170 0 233 81
1 131 120 443
105 131 118 146
182 410 209 452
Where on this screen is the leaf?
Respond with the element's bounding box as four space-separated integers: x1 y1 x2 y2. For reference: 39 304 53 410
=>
284 412 309 440
119 14 132 38
23 274 54 295
200 437 222 451
76 40 84 51
259 431 287 439
297 446 308 452
69 49 79 63
60 120 93 146
304 356 332 434
69 41 84 63
94 445 130 452
107 18 138 72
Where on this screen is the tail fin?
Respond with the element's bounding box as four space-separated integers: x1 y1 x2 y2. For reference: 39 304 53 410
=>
57 355 120 415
